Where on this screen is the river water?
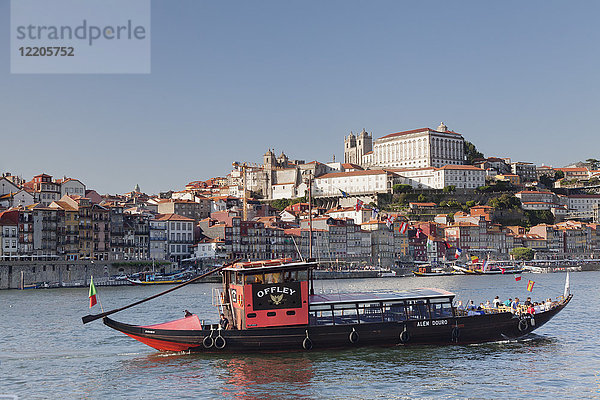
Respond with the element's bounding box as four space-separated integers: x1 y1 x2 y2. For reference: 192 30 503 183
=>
1 271 598 399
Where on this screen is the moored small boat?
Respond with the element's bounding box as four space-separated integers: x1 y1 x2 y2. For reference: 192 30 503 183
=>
412 264 459 277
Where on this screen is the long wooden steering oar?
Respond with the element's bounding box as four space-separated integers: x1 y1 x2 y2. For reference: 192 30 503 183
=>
81 259 240 324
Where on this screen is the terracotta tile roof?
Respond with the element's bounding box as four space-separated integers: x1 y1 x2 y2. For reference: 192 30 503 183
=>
384 167 435 173
0 210 19 225
51 201 78 211
341 163 363 170
154 213 195 222
434 165 484 171
556 167 588 172
516 190 553 194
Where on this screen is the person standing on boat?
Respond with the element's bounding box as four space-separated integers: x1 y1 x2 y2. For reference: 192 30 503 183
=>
493 296 501 308
219 313 229 330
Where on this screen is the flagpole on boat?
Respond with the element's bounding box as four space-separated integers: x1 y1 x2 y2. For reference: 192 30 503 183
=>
81 259 240 324
306 171 314 295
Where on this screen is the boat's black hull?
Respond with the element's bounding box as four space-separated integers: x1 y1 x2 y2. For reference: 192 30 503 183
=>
103 295 571 353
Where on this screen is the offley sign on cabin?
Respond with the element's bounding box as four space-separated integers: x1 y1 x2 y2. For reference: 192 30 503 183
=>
252 282 302 310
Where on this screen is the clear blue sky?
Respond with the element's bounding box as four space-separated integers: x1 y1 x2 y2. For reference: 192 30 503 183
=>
1 1 599 194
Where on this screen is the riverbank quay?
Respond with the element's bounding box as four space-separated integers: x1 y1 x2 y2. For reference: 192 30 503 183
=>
0 260 177 290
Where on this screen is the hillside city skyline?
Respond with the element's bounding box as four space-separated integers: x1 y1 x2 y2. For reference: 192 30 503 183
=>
2 2 599 194
1 123 596 196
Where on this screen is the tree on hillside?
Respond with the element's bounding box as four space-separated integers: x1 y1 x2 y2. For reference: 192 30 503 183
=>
524 210 554 226
586 158 599 170
487 194 521 210
393 184 413 194
510 247 534 261
464 140 484 164
539 174 554 189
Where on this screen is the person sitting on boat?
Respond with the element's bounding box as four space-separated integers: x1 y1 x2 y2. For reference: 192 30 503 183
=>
219 313 229 330
503 298 512 308
510 298 519 314
524 297 532 307
534 302 543 313
527 304 535 314
484 300 491 309
545 298 553 310
466 300 476 310
493 296 501 308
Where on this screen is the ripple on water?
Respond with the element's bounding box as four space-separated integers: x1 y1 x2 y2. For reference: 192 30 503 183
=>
1 272 599 399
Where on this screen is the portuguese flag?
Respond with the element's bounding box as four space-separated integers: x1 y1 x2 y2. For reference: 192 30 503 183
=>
89 276 97 308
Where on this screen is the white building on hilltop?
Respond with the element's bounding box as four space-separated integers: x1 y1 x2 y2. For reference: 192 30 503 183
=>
344 123 466 169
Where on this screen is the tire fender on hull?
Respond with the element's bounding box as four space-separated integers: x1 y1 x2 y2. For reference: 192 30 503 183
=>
215 335 226 349
399 326 410 344
518 316 529 332
451 326 460 343
303 329 313 350
203 335 214 348
349 328 359 344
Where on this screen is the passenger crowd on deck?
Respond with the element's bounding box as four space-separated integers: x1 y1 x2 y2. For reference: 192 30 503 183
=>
456 296 558 316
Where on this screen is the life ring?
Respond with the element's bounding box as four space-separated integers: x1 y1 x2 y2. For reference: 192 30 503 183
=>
518 317 529 332
203 335 214 348
349 328 359 344
399 328 410 344
302 337 313 350
451 327 461 342
215 335 226 349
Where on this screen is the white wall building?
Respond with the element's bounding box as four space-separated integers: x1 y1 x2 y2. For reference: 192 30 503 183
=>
386 165 485 190
326 207 372 225
432 165 485 189
193 238 225 260
567 195 600 219
271 183 297 200
60 178 86 197
155 213 195 262
313 170 401 197
0 189 35 208
0 177 20 197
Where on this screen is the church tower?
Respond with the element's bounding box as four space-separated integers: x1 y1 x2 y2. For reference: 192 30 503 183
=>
344 129 372 166
344 132 357 164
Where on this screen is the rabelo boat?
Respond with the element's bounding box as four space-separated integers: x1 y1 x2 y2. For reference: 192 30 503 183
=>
100 258 572 352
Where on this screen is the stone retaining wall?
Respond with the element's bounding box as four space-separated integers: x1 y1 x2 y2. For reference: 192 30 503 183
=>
0 260 175 290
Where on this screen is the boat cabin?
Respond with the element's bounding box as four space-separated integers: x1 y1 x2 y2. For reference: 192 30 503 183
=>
221 259 456 330
308 289 456 326
221 259 312 330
